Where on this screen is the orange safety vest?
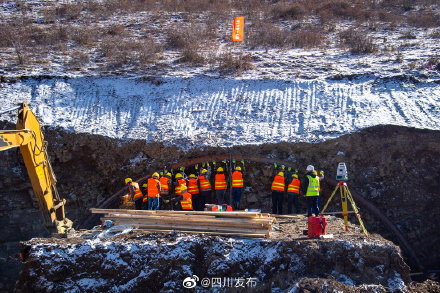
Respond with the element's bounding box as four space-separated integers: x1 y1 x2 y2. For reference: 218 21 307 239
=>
188 178 200 195
271 175 285 191
159 176 170 191
199 175 212 191
180 192 193 210
214 173 227 190
175 178 187 195
147 178 160 198
287 178 300 194
231 171 244 188
130 182 143 201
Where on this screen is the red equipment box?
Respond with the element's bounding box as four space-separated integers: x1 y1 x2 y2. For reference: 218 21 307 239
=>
307 216 328 238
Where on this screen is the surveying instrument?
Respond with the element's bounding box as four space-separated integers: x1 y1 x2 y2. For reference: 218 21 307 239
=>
320 163 368 236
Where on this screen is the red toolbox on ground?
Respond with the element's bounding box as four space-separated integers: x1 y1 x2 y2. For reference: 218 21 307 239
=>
307 216 328 238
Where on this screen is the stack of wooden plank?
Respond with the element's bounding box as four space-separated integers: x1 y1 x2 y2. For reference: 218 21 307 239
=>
90 208 275 238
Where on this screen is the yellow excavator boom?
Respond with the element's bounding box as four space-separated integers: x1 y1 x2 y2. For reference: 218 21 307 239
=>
0 103 71 233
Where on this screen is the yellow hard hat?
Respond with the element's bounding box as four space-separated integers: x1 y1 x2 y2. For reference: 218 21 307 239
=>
152 172 159 178
165 172 172 177
124 178 132 184
313 170 318 175
200 168 208 174
142 183 147 188
175 173 183 179
217 167 224 172
277 172 284 177
189 174 196 178
235 166 242 171
292 174 298 178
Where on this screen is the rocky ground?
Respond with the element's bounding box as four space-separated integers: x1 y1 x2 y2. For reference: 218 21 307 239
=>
16 216 410 293
1 122 439 291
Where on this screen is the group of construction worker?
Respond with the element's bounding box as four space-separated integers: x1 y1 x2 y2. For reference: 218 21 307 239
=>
124 160 245 211
271 164 324 216
125 161 323 215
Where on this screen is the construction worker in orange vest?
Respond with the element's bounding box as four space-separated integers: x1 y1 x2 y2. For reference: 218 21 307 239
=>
170 173 187 210
231 166 244 210
141 183 149 209
214 166 228 204
165 191 193 210
159 172 172 209
188 174 202 210
125 178 143 210
198 168 212 210
287 173 301 214
271 171 286 214
164 172 193 210
146 172 161 210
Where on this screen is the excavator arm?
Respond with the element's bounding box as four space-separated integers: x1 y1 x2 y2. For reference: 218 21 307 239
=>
0 103 71 233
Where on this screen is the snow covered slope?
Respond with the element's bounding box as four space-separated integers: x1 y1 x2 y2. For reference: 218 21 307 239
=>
1 75 439 148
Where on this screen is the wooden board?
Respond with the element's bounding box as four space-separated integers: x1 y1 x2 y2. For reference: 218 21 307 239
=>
108 220 269 234
102 216 271 229
103 213 274 224
91 208 271 218
131 229 268 238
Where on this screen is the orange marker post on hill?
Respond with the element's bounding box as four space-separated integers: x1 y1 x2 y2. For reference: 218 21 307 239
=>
232 16 244 42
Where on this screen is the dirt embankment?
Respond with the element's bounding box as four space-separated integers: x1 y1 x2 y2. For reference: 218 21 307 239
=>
15 227 409 293
1 122 439 291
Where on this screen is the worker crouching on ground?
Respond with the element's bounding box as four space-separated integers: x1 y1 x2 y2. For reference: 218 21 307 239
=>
198 168 212 211
125 178 143 210
301 165 321 217
271 171 286 214
287 173 302 214
164 173 193 210
215 167 228 204
159 172 172 209
165 191 193 210
231 166 244 210
146 172 161 210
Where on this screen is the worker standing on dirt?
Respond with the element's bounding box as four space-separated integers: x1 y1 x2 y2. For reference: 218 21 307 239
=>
287 173 301 214
159 172 172 209
198 168 212 211
231 166 244 210
214 167 228 204
271 171 286 214
188 174 201 210
146 172 161 210
302 165 320 217
173 173 187 209
142 183 149 209
125 178 143 210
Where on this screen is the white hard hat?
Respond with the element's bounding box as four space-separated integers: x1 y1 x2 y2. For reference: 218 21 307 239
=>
306 165 314 172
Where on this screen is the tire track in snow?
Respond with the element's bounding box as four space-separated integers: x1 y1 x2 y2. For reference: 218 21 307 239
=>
1 76 439 148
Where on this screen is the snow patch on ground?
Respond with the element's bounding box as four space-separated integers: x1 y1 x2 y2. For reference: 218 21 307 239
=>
1 76 438 149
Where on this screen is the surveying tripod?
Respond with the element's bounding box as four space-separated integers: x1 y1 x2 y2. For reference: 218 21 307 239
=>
320 181 368 236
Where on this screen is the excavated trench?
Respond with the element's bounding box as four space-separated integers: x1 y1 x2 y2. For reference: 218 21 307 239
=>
1 122 440 291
